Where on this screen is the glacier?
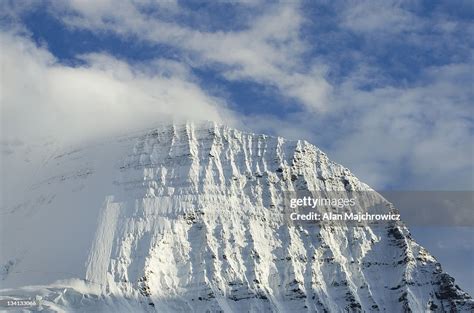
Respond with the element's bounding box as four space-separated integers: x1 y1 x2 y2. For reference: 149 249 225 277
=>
0 121 472 312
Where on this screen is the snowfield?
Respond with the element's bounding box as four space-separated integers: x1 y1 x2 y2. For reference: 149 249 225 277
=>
0 121 472 312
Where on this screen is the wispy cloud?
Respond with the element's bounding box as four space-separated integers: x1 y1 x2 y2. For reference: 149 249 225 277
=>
329 62 473 190
340 0 421 34
0 30 236 144
49 0 332 112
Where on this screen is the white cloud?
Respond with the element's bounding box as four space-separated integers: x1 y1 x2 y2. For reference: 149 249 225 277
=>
340 0 421 34
0 31 236 145
327 63 474 190
51 0 332 111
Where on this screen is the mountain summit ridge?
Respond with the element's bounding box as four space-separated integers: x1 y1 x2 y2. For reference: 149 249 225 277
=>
0 121 472 312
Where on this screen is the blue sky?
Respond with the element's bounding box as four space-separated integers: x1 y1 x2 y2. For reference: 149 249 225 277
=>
1 0 473 294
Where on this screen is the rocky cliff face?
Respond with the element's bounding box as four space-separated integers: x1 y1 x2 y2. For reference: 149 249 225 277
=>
0 122 472 312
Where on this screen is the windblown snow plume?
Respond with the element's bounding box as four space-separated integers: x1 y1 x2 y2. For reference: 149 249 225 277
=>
0 122 472 312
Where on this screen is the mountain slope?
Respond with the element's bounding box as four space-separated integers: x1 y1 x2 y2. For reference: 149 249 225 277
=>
0 121 472 312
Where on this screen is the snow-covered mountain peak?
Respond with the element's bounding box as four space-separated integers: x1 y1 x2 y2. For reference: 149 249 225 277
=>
0 122 472 312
